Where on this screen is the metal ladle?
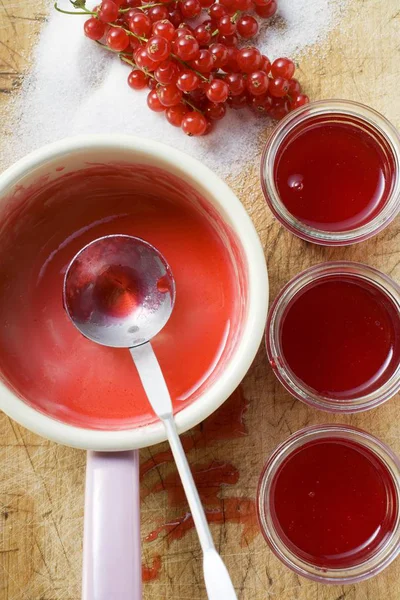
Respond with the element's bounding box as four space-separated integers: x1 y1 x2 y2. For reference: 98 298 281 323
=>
64 234 237 600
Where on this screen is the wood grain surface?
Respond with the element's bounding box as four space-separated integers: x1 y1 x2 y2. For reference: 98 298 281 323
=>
1 0 400 598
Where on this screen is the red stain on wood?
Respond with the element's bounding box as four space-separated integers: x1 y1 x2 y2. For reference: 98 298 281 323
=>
142 554 162 582
146 497 258 547
143 460 239 505
140 386 248 478
140 386 258 582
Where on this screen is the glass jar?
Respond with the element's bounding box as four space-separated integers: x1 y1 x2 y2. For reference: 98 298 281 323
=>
257 424 400 583
266 261 400 413
260 100 400 245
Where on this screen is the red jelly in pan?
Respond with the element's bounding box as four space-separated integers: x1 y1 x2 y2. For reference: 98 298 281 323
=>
261 100 400 245
258 425 400 583
266 262 400 412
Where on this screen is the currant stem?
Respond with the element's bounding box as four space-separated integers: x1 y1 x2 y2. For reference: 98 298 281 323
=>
139 2 164 8
99 21 209 85
182 97 203 114
119 2 165 11
54 2 95 15
111 23 148 42
119 51 204 114
172 54 209 82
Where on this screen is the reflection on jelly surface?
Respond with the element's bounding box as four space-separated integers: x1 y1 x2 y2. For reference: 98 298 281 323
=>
0 164 243 430
271 439 398 568
280 277 400 399
275 120 395 231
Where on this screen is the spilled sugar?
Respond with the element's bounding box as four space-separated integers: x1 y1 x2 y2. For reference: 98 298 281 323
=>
1 0 348 179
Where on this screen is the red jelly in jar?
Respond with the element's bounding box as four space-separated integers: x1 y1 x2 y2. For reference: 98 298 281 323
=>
266 262 400 412
261 101 400 245
258 425 400 583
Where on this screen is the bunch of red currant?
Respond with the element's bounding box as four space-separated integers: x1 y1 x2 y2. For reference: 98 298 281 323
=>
56 0 309 136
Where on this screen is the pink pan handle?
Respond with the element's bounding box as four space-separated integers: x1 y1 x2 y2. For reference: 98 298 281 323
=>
82 450 142 600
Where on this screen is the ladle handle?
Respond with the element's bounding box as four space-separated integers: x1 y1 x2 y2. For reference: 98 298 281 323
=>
82 450 142 600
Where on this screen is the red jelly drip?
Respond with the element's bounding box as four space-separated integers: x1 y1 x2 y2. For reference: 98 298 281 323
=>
271 438 398 569
274 118 395 231
281 277 400 399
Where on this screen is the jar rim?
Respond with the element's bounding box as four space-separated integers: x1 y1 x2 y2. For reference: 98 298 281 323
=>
257 424 400 584
265 261 400 413
260 99 400 246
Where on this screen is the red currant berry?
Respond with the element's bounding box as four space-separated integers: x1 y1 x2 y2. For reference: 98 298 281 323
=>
147 89 166 111
129 12 152 37
175 25 194 37
148 5 169 22
173 35 200 61
181 0 202 19
198 79 210 92
254 0 276 17
98 0 119 23
181 111 208 136
235 0 254 9
84 17 106 40
166 103 189 126
236 15 258 39
114 14 126 24
125 0 141 5
157 83 183 106
205 101 226 120
124 7 140 20
250 93 272 113
135 47 159 70
271 57 295 79
224 72 245 95
107 27 129 50
191 49 213 73
217 33 238 46
146 35 171 61
194 23 212 46
269 97 290 119
237 46 261 73
128 69 148 89
170 4 181 14
209 43 228 68
129 35 142 50
223 46 239 72
147 77 158 89
152 19 176 42
260 55 271 73
155 59 179 84
291 93 310 109
188 88 207 109
288 78 301 97
246 70 269 96
204 120 213 134
209 3 227 21
199 0 213 7
227 91 248 109
218 15 236 36
269 76 290 97
220 0 235 8
206 79 229 103
177 70 200 92
169 7 183 27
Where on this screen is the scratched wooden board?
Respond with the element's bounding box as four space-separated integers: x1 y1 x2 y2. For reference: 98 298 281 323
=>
0 0 400 598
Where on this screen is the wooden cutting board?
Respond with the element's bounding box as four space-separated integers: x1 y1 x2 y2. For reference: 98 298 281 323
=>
0 1 399 598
